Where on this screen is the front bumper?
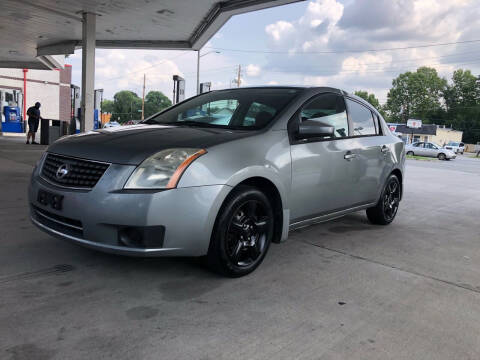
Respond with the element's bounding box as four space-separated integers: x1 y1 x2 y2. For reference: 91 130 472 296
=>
29 163 231 257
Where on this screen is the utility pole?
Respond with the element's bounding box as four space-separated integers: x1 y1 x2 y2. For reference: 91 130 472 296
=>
236 64 241 88
197 50 220 94
141 74 145 120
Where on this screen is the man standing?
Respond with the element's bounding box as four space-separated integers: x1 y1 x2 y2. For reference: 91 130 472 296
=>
26 102 42 144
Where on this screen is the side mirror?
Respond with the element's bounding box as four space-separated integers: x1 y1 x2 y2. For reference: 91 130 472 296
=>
298 120 335 139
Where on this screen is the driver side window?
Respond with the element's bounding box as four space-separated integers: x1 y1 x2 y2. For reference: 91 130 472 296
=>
300 93 349 138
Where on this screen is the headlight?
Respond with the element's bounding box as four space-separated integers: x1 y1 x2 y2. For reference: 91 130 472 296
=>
124 148 206 189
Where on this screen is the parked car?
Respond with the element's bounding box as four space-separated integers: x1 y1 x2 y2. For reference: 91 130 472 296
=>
406 141 456 160
125 120 141 126
444 141 465 154
103 121 121 128
29 87 405 277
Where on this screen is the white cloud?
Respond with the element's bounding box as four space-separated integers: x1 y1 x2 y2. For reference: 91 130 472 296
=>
265 20 295 42
260 0 480 103
246 64 261 77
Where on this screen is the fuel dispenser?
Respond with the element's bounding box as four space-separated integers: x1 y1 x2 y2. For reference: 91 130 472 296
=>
2 106 22 133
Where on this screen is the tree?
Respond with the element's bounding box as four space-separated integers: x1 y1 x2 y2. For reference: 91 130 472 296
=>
354 90 380 109
385 67 447 123
111 91 142 123
444 69 479 113
144 91 172 118
101 99 114 113
443 69 480 143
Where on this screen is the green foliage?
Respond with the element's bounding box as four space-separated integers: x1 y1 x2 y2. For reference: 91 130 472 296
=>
106 90 171 123
382 66 480 143
385 67 447 123
110 90 142 123
101 99 114 113
354 90 387 118
354 91 380 109
144 91 172 118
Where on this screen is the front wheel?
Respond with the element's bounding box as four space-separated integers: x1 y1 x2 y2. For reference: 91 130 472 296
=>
438 153 446 160
406 151 414 156
366 174 401 225
207 185 274 277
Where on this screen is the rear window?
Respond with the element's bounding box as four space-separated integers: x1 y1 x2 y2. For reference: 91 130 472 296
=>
346 99 377 136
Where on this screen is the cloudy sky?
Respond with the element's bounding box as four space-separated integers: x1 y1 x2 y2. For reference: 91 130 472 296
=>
66 0 480 105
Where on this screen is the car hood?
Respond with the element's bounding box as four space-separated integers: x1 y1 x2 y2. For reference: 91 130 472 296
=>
48 124 254 165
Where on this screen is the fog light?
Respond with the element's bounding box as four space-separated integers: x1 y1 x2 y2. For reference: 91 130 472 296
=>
118 226 165 249
118 227 143 248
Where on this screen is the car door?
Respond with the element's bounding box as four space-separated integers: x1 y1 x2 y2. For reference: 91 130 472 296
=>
289 92 358 221
344 98 391 205
412 142 425 156
424 142 438 157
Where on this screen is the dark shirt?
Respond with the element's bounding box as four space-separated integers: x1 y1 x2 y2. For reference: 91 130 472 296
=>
27 106 40 121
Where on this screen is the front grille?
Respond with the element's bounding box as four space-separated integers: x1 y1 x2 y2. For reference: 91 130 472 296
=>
32 205 84 239
41 153 109 189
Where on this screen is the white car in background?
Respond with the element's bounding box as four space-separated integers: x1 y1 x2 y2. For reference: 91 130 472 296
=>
444 141 465 154
405 141 456 160
103 121 121 128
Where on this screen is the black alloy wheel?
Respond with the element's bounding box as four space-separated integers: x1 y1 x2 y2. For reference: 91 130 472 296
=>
226 200 270 268
366 174 401 225
207 185 274 277
382 177 401 222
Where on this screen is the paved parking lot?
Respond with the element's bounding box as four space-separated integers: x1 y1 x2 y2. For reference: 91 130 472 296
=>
1 136 479 360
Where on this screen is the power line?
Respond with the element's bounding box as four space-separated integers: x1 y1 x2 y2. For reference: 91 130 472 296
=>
205 39 480 54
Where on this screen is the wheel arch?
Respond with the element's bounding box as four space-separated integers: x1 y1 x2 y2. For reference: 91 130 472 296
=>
233 177 284 243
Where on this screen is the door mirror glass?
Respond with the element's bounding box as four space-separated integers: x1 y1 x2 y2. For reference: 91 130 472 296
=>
298 120 335 138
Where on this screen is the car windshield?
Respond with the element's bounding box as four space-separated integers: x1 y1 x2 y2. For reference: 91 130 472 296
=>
447 142 459 146
144 88 300 129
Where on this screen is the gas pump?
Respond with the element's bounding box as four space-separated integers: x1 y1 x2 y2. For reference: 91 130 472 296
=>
172 75 185 104
0 89 22 133
70 85 81 134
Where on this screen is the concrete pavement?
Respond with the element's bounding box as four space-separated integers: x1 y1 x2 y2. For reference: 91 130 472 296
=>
1 136 479 360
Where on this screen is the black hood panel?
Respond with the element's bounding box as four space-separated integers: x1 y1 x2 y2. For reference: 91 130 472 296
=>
48 125 252 165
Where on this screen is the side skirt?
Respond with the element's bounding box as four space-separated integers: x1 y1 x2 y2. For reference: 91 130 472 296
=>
288 202 377 232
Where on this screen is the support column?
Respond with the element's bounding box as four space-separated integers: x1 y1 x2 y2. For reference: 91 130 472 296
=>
81 12 96 132
196 50 200 95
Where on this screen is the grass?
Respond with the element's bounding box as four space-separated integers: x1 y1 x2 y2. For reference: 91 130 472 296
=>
406 154 437 161
467 154 480 159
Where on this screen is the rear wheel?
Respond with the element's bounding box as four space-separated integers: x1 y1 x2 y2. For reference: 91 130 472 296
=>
207 185 274 277
366 174 401 225
438 153 446 160
406 151 414 156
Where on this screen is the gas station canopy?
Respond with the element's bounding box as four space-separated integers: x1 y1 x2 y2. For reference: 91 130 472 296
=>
1 0 302 70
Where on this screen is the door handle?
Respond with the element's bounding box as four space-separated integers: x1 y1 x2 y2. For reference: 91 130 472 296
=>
344 152 356 160
381 145 390 154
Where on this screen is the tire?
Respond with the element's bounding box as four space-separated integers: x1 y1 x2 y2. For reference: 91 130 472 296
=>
406 151 414 156
438 153 446 160
207 185 274 277
366 174 401 225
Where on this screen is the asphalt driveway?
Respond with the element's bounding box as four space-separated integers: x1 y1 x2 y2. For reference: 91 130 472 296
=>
1 136 479 360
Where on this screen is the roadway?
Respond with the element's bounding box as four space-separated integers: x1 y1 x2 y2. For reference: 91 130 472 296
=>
1 136 479 360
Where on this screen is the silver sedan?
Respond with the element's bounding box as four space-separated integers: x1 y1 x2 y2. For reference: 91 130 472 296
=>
405 141 456 160
29 87 405 277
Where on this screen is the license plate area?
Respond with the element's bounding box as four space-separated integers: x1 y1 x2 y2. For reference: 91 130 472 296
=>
37 189 63 210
